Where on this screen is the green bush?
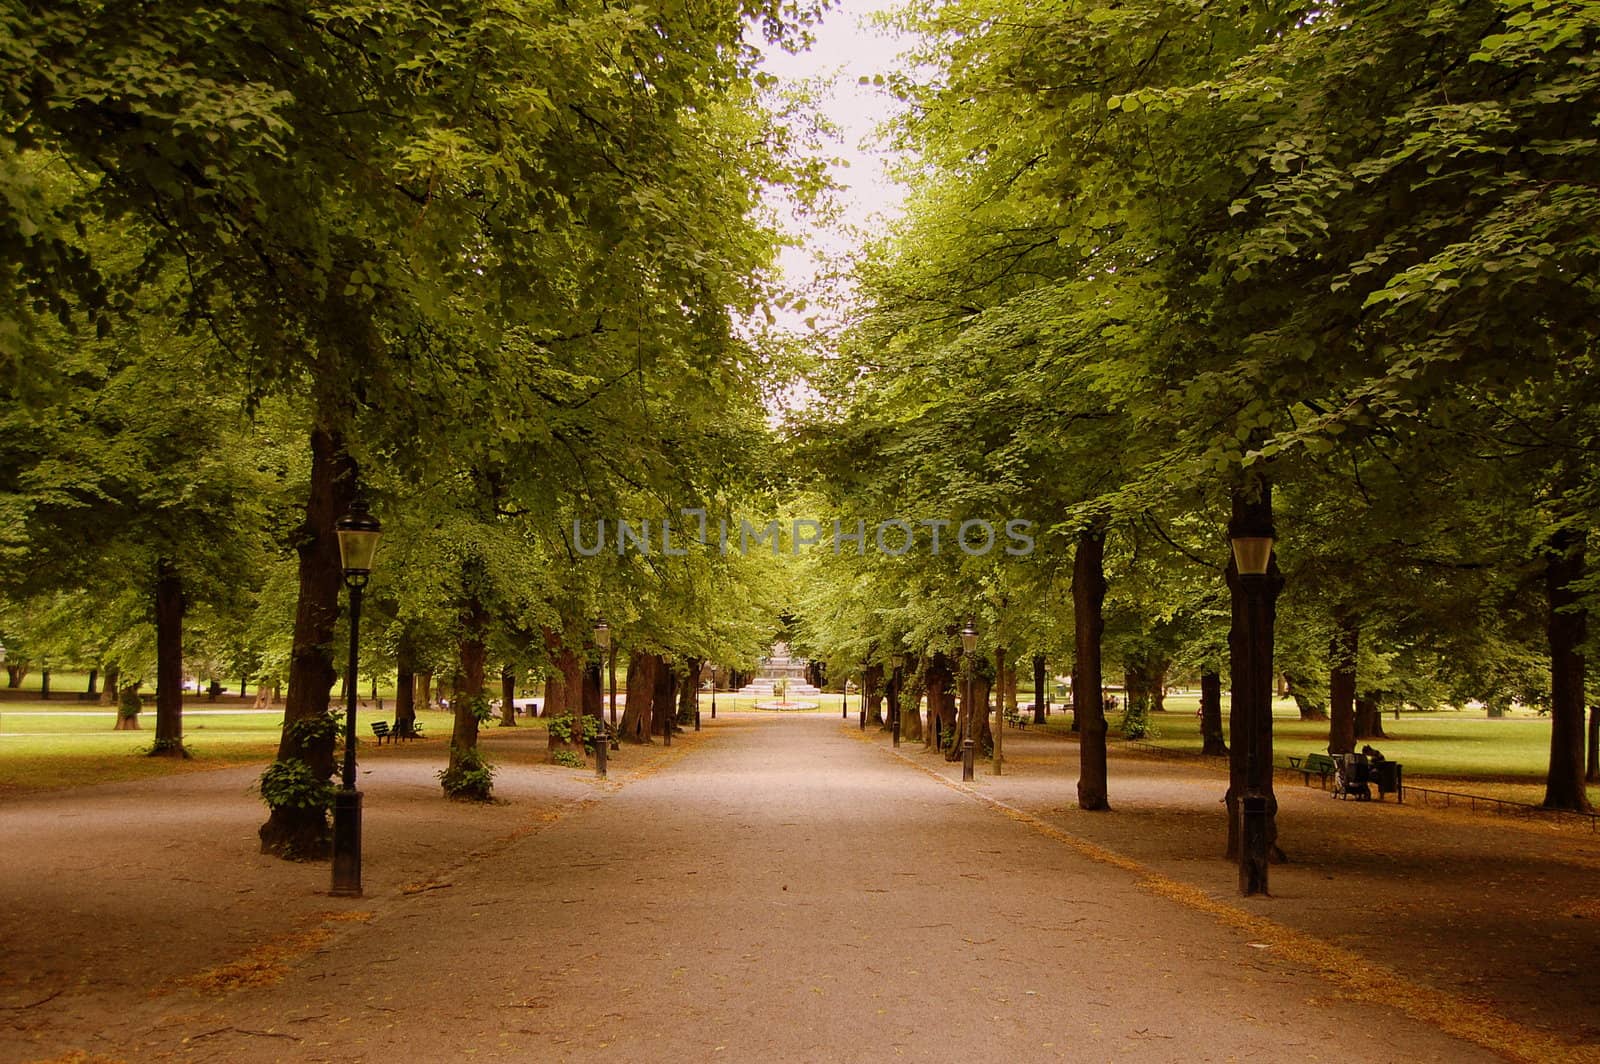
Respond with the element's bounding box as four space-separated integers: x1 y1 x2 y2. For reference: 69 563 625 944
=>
438 745 495 800
258 758 335 813
548 713 604 752
552 749 584 768
1119 699 1158 740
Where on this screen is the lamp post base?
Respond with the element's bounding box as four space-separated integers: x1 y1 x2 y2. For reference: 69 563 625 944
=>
330 788 363 897
1240 792 1270 896
962 738 975 781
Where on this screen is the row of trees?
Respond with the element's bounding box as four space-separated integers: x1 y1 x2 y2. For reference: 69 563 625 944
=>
786 0 1600 848
1 0 820 855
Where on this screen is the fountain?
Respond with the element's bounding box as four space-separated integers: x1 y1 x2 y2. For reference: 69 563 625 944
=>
738 643 821 706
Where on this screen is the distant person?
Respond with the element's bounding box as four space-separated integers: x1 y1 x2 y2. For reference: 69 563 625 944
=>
1361 744 1385 764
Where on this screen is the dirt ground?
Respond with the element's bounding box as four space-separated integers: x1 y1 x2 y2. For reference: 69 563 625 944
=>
1 713 1596 1063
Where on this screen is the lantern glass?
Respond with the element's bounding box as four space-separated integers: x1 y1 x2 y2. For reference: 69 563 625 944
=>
335 508 382 577
593 619 611 649
1231 535 1275 576
960 621 977 654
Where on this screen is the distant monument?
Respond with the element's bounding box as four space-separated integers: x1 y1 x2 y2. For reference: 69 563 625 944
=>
736 642 821 699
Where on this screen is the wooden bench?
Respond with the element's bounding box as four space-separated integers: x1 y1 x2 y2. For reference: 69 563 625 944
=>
1288 752 1337 788
370 721 393 745
1003 707 1028 729
372 720 425 745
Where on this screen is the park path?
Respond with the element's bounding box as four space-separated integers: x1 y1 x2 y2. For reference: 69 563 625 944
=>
90 713 1500 1064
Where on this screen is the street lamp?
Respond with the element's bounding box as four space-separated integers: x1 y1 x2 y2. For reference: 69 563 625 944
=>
960 620 977 781
331 502 381 897
860 660 868 730
592 619 610 779
1231 531 1275 897
891 651 904 748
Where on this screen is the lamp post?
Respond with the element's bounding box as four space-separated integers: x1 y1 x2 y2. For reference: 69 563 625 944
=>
663 655 673 747
694 661 701 731
331 502 381 897
960 621 977 782
1232 532 1275 897
711 669 717 719
891 651 904 748
592 619 610 779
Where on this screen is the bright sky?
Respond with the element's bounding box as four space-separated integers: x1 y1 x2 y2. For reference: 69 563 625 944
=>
758 0 915 319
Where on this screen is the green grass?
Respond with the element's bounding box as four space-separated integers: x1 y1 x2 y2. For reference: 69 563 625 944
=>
0 703 463 793
1043 691 1566 782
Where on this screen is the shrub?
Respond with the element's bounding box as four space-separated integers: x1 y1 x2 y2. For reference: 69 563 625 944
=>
438 745 495 800
552 749 584 768
258 758 335 814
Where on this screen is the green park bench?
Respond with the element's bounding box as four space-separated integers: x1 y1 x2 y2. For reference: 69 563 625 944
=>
1288 752 1337 789
1003 706 1028 729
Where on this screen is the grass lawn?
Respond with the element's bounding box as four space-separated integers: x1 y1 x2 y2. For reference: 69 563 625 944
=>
0 702 464 794
0 689 809 794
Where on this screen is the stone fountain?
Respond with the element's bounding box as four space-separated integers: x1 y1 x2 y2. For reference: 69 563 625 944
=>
736 642 821 699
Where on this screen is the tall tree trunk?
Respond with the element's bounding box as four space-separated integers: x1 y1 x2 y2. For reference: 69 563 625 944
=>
86 667 98 697
259 423 355 859
1329 618 1357 755
443 593 491 798
619 651 658 743
499 666 517 726
394 631 416 736
1073 528 1109 811
1199 669 1227 756
1543 527 1592 811
4 662 24 688
584 660 603 720
151 557 186 757
39 665 50 699
417 672 433 710
100 664 118 706
1032 654 1047 725
1225 484 1282 867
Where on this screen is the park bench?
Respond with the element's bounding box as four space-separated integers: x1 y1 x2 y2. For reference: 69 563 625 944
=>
1288 752 1337 788
370 721 393 745
371 720 425 745
1003 706 1028 729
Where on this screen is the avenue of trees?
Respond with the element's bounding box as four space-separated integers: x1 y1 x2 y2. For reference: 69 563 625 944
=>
1 0 818 855
2 0 1597 873
789 0 1600 840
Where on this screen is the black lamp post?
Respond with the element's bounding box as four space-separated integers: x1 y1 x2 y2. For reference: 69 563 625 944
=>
891 651 904 748
960 621 977 782
593 619 610 779
860 660 868 730
1232 532 1275 897
331 502 381 897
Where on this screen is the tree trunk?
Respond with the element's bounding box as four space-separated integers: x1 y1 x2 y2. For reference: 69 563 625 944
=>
1543 527 1591 811
99 664 117 705
924 652 954 751
677 658 700 725
4 662 24 688
584 659 603 721
1032 654 1047 725
1354 693 1387 739
394 632 416 736
151 557 187 757
898 657 924 742
499 666 517 726
1199 669 1227 756
1286 672 1326 721
418 672 433 710
86 667 97 697
1328 619 1358 755
259 423 355 859
39 665 50 699
1073 528 1110 811
114 682 142 729
443 593 491 798
652 659 677 739
865 662 885 726
619 651 657 743
545 627 586 761
1225 484 1282 868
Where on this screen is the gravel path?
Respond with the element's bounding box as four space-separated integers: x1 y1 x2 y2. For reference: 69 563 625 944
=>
0 712 1523 1063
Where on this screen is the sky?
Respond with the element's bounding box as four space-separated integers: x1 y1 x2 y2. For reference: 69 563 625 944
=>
757 0 917 317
